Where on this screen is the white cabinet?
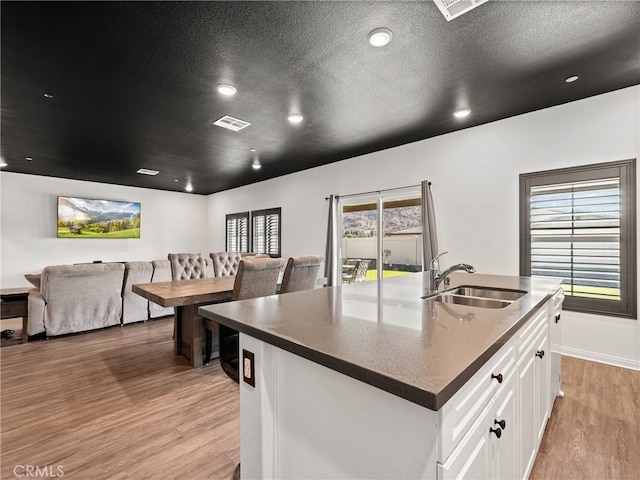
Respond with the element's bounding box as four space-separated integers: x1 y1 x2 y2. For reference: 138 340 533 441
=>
535 331 550 444
517 308 551 480
492 371 517 480
438 403 492 480
441 302 557 480
518 327 541 479
548 288 564 407
437 345 516 461
439 370 517 480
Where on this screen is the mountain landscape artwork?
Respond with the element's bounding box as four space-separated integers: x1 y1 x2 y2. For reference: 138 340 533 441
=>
57 197 141 238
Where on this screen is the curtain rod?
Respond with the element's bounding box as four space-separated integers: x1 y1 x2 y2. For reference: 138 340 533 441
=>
325 182 428 201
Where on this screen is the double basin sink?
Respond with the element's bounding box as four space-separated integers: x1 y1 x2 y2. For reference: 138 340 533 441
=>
422 286 527 309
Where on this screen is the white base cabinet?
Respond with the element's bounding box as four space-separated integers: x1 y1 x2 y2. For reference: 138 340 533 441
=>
238 297 561 480
516 307 550 480
438 370 517 480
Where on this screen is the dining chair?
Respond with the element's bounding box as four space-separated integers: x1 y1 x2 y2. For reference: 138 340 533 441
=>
204 256 285 382
211 252 271 277
210 252 243 277
341 258 359 283
168 253 208 280
353 259 370 283
280 255 324 293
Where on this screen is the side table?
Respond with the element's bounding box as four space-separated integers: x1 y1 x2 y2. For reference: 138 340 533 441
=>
1 287 30 343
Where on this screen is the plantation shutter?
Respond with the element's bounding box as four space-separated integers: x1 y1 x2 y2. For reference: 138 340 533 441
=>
530 178 620 299
251 208 281 257
520 160 636 318
226 212 249 252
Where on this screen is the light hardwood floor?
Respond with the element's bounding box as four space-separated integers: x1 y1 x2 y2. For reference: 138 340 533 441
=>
531 355 640 480
2 317 638 479
1 317 239 480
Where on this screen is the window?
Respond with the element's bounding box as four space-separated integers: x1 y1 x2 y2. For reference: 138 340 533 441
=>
340 193 422 283
251 208 281 257
226 212 249 252
520 159 636 318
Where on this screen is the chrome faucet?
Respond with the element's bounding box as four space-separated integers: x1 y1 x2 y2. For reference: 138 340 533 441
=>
429 252 476 291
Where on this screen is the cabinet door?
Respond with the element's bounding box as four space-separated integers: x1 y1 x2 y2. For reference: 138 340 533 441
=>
517 337 537 480
535 330 550 444
438 403 492 480
492 371 517 480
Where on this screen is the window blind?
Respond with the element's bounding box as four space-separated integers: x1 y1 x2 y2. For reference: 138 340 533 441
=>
530 178 621 301
226 212 249 252
251 208 281 257
520 159 636 319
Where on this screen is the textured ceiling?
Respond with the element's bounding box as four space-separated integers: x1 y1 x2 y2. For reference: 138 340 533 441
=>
1 1 639 195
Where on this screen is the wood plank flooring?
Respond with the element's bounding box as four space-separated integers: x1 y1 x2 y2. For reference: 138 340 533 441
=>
531 356 640 480
1 317 239 480
2 317 638 479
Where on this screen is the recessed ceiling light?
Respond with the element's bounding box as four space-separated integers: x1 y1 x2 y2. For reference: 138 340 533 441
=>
185 183 194 192
216 84 237 96
43 93 53 99
136 168 159 176
453 108 471 118
250 148 256 152
368 28 393 47
25 157 33 161
287 114 304 124
0 161 7 168
565 75 579 83
252 159 261 170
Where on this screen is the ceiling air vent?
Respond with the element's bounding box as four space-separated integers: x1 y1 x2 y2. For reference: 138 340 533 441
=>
136 168 159 176
213 115 251 132
433 0 488 21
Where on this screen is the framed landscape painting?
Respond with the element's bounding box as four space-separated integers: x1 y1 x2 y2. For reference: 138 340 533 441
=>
57 196 141 238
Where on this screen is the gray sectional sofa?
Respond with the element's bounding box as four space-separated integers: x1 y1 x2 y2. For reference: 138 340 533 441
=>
27 260 174 338
26 252 269 339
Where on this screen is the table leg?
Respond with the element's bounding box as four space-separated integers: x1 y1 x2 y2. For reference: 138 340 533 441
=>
174 310 182 356
22 316 28 343
175 304 204 368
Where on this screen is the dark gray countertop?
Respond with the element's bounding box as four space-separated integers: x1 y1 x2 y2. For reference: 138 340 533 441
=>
199 272 561 410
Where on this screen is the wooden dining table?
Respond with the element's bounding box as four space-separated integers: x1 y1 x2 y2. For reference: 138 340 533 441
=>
133 276 236 367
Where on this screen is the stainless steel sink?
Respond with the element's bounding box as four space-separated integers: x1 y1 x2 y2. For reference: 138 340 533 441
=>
449 286 526 302
431 294 511 309
422 285 527 309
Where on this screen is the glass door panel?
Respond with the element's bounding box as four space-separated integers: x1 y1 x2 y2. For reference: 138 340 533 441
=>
339 187 422 284
340 195 379 283
381 190 422 280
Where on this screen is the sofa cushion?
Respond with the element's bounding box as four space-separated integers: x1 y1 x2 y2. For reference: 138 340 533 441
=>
149 260 174 318
122 262 153 324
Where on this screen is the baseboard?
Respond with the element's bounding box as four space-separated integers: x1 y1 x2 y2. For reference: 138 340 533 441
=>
559 345 640 371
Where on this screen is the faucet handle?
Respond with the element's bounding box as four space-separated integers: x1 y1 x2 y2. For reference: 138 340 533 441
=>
429 251 448 271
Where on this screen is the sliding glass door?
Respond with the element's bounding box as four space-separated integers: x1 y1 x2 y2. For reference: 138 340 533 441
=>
339 187 421 284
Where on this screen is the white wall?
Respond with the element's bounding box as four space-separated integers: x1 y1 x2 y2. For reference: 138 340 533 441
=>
0 173 209 287
207 86 640 370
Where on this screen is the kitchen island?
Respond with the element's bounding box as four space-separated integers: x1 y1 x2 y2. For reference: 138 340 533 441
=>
199 272 563 479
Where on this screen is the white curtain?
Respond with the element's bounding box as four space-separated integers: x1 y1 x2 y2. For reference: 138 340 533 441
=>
324 195 340 286
421 180 439 270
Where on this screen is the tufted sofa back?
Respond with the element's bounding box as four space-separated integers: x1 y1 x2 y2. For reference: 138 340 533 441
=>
168 253 208 280
211 252 243 277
